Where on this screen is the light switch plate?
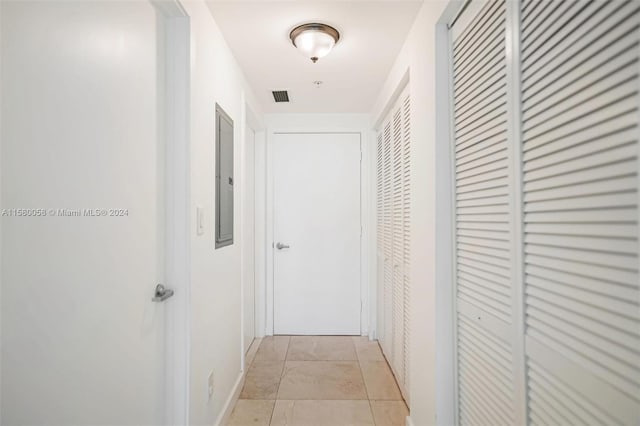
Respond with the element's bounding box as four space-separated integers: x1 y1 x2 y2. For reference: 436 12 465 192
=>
196 206 204 236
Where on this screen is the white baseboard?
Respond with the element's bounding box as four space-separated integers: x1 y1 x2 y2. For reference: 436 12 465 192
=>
214 371 245 426
406 415 415 426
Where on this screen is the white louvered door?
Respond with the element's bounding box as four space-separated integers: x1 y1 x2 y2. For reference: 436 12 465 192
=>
392 105 405 387
452 1 520 424
521 0 640 424
401 92 411 399
382 120 393 358
376 85 411 401
450 0 640 424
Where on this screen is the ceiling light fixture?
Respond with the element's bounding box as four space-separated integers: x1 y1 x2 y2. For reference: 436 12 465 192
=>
290 23 340 63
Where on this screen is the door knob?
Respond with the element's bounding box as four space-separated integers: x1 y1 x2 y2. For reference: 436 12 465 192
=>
275 242 290 250
152 283 174 302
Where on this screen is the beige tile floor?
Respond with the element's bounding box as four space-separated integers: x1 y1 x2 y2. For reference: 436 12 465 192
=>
227 336 409 426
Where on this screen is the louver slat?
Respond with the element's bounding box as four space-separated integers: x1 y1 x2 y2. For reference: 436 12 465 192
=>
521 1 640 424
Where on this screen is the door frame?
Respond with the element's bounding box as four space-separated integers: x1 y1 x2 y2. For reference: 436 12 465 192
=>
240 101 262 369
150 1 191 424
260 114 373 337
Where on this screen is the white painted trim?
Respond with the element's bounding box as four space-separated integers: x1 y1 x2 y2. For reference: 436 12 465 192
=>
245 104 262 136
213 371 245 426
262 114 373 337
0 1 3 419
0 1 3 420
360 132 371 336
372 130 384 344
240 99 262 367
265 129 275 335
239 95 247 371
149 2 190 425
151 0 187 17
254 129 268 338
505 1 528 424
367 129 378 340
405 415 415 426
637 22 640 306
434 0 461 422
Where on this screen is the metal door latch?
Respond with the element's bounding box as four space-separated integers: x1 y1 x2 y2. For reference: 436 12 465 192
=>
152 284 174 302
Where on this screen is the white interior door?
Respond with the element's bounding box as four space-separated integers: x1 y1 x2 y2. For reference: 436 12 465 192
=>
0 1 178 424
243 125 256 352
273 133 361 335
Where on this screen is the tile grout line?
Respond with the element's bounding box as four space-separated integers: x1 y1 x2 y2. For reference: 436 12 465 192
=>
238 336 401 425
268 336 291 425
363 340 409 424
231 338 271 426
373 340 406 403
354 339 379 426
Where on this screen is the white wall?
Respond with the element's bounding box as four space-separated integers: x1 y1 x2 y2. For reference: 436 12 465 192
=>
182 1 263 424
1 1 165 423
259 114 374 338
370 1 454 425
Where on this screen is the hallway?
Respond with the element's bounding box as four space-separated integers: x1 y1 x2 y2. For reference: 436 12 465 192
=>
227 336 408 426
1 0 639 424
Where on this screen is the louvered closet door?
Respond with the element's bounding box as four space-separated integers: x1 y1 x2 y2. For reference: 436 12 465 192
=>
376 131 385 352
376 85 411 401
401 92 411 400
521 1 640 424
392 106 405 386
452 0 519 424
382 120 393 357
390 87 411 400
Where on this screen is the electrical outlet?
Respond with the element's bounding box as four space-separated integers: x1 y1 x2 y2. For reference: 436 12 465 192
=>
207 371 214 400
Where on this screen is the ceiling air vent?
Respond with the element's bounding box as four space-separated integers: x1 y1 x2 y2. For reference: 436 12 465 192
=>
272 90 290 103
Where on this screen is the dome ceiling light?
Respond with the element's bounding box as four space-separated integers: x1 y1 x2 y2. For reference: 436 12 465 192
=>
290 23 340 63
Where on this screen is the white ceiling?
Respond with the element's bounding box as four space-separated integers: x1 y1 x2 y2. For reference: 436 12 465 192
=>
205 1 423 113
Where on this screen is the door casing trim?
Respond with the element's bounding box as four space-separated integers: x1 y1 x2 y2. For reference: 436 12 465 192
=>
149 1 191 424
260 114 374 338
